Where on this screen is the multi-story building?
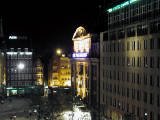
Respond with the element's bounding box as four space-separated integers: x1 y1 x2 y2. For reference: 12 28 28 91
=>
6 48 34 96
0 51 6 95
88 34 100 119
48 51 71 88
100 0 160 120
34 58 44 86
71 26 91 100
0 18 6 95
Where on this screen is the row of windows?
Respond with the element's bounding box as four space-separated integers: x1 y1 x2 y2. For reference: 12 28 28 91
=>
61 78 70 80
105 96 160 120
106 83 160 105
8 81 33 86
7 74 33 80
104 38 160 52
7 55 32 59
61 72 71 75
108 21 160 40
35 75 43 79
109 0 160 27
103 71 160 87
103 56 160 68
35 68 43 73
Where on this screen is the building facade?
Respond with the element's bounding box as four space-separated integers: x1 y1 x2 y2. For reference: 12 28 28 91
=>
0 51 6 95
34 58 44 86
48 53 71 88
100 0 160 120
71 26 91 100
6 48 34 96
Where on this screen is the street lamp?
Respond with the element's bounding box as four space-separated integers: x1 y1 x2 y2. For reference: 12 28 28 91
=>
56 49 62 56
18 63 25 69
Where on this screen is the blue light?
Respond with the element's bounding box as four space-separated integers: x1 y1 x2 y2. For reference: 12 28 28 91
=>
72 53 88 58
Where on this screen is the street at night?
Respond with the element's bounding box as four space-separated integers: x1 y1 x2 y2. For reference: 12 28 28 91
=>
0 0 160 120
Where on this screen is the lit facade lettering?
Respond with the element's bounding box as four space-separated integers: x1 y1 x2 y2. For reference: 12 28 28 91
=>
72 53 88 58
107 0 139 13
72 26 91 58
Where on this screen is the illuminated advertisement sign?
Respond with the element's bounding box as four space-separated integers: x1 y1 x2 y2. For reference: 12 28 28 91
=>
72 26 91 58
72 53 88 58
107 0 139 13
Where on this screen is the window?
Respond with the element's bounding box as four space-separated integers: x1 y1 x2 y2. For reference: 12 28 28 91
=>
157 76 160 88
127 42 130 51
150 75 154 86
137 74 141 84
118 29 125 39
137 40 141 50
144 40 147 49
137 57 141 67
127 57 131 66
127 103 129 112
150 39 154 49
117 72 120 81
157 38 160 49
150 111 154 120
144 92 148 103
150 57 154 68
132 105 135 114
137 90 141 101
144 56 148 67
137 107 140 116
127 88 129 98
132 41 135 50
132 57 135 67
127 27 135 37
137 24 148 35
157 94 160 107
158 113 160 120
150 93 154 105
132 72 135 83
132 88 135 99
144 73 147 85
157 57 160 68
127 72 130 82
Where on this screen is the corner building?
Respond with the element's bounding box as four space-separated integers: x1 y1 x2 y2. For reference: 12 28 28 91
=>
101 0 160 120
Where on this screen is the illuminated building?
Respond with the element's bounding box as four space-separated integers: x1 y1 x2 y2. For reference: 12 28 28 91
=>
34 58 44 86
100 0 160 120
71 26 91 100
0 18 6 95
6 48 34 96
48 52 71 88
0 51 6 95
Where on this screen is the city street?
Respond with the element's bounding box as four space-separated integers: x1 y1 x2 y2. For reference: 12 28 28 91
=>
0 88 92 120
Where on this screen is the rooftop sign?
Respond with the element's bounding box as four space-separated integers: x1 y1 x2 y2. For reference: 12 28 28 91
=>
72 26 91 58
107 0 139 13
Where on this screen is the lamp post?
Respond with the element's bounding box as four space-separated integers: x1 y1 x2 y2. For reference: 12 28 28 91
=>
56 49 62 56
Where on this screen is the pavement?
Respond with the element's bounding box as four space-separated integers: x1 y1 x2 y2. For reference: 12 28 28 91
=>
0 97 33 120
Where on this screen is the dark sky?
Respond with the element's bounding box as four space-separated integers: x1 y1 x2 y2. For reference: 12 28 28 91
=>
0 0 99 62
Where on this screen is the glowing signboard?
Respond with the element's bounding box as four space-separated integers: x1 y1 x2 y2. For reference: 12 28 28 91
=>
72 26 91 53
9 36 18 39
72 53 88 58
72 26 91 58
107 0 139 13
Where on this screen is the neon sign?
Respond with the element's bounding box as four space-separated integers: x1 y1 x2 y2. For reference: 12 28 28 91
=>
72 53 88 58
72 26 91 54
107 0 139 13
9 36 18 39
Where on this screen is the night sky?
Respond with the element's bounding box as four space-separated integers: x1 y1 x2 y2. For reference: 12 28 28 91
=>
0 0 100 63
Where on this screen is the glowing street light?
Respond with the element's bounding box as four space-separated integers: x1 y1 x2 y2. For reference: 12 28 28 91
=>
56 49 62 55
18 63 25 69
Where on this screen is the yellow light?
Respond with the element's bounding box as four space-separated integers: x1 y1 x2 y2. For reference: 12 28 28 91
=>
56 49 62 55
72 26 91 54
